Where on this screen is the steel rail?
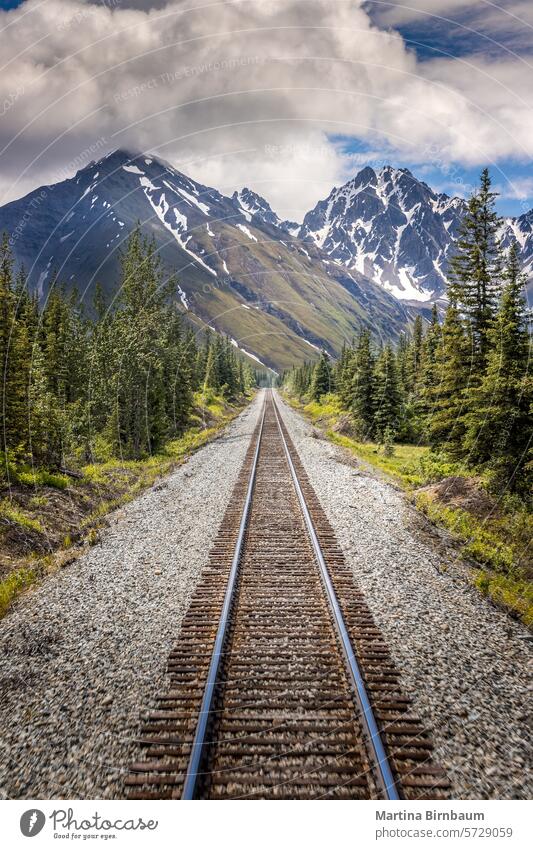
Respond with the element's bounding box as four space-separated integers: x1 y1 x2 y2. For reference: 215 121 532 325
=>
181 397 267 800
271 390 400 801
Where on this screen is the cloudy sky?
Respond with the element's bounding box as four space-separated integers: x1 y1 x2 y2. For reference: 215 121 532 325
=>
0 0 532 219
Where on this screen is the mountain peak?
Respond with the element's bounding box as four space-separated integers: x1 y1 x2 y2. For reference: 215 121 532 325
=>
298 163 533 303
299 165 469 301
232 187 285 229
347 165 377 191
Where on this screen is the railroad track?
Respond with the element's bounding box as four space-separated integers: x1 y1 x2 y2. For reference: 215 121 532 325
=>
125 391 450 800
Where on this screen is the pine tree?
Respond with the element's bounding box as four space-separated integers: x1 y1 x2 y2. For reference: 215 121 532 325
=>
417 304 441 422
310 351 332 400
0 228 239 469
396 331 410 397
238 359 245 394
463 242 532 489
222 336 238 398
203 344 219 391
109 229 178 456
449 168 502 371
407 315 424 394
373 344 401 441
335 341 355 408
9 268 37 457
351 330 375 438
0 233 15 458
427 302 471 456
184 328 199 390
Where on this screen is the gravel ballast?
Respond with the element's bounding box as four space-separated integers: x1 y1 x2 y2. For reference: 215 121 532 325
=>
0 390 530 800
0 395 262 799
276 393 531 800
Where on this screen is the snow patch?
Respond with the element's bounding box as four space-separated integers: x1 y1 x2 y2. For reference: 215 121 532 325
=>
138 176 217 277
230 339 267 367
37 258 52 299
177 187 210 215
236 223 258 242
177 285 189 310
383 267 432 301
123 164 144 176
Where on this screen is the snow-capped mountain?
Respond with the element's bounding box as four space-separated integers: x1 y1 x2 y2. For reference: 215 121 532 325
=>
0 150 413 371
299 166 533 302
499 211 533 281
4 150 251 296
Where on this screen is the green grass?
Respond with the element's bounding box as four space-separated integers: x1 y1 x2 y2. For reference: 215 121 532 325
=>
16 469 68 489
79 404 242 527
0 499 44 534
82 425 224 487
0 566 37 618
0 458 69 490
329 432 429 487
287 393 432 487
302 395 344 420
415 493 516 572
474 571 533 628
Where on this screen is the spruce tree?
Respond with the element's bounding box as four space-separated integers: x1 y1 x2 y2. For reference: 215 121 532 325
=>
8 268 34 456
427 302 471 456
373 345 401 441
407 315 424 394
335 342 355 408
203 344 219 391
417 303 441 422
396 332 408 392
0 233 15 457
238 359 245 394
463 242 532 489
351 330 375 437
310 351 332 400
449 168 502 371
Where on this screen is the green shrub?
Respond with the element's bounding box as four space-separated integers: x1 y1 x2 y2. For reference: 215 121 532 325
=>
4 465 68 489
474 570 533 628
415 493 516 573
416 452 466 484
0 500 44 534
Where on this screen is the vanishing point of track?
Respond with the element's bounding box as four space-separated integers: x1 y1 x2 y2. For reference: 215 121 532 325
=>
125 391 450 800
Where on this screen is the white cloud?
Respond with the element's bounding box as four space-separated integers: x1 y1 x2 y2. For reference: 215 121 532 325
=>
0 0 531 219
495 176 533 200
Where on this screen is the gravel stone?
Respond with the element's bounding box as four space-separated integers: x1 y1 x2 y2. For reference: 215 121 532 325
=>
276 393 532 800
0 395 262 799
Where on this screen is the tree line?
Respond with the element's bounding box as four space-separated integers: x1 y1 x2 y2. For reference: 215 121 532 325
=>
283 170 532 495
0 227 257 473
